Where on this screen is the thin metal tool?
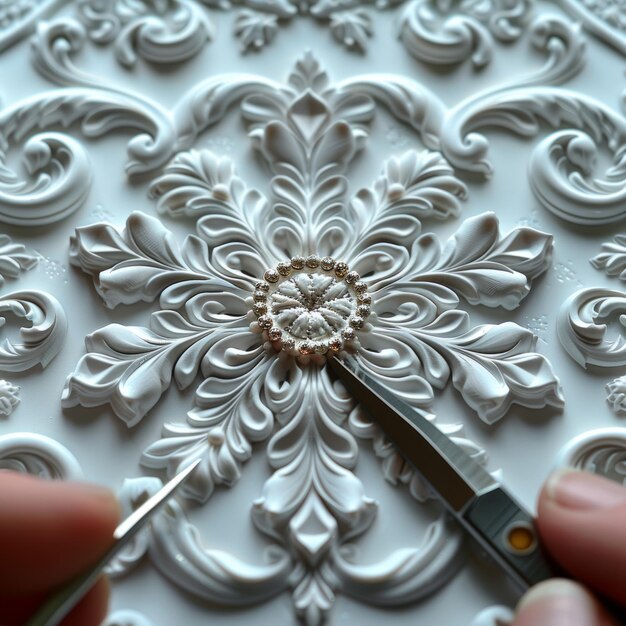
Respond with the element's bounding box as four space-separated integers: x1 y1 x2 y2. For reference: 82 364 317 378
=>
26 458 202 626
328 355 556 592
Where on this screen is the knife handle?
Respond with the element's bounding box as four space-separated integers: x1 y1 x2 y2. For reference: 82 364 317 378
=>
462 487 556 592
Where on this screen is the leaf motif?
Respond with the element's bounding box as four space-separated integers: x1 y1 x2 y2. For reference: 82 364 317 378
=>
234 10 279 52
422 322 565 423
591 235 626 280
70 212 216 309
328 9 373 52
62 315 248 426
149 150 272 265
413 212 553 310
142 338 271 503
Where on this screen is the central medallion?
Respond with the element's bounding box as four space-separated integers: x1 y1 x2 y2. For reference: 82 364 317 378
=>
250 256 371 356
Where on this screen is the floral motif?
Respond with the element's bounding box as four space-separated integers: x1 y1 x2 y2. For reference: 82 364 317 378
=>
0 379 19 416
63 54 562 623
606 375 626 414
591 235 626 279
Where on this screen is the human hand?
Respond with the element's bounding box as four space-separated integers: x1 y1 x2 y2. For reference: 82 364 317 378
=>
0 472 120 626
512 469 626 626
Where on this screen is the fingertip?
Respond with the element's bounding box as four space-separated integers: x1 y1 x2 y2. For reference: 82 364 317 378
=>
512 579 618 626
536 470 626 607
0 473 120 593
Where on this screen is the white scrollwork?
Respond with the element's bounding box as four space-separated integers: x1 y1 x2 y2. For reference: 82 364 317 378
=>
398 0 533 68
75 0 216 67
63 53 563 623
557 0 626 56
437 15 626 226
0 235 38 285
101 611 154 626
556 427 626 486
0 431 83 479
591 235 626 280
0 290 67 372
0 0 66 52
557 287 626 368
470 606 514 626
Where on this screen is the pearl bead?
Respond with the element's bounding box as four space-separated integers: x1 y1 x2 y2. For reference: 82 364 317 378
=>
314 342 329 355
258 315 273 329
328 337 343 351
345 271 359 284
342 327 356 341
334 262 349 278
268 327 282 341
253 290 267 302
264 269 279 283
299 341 314 355
349 316 364 329
277 262 291 276
321 257 335 271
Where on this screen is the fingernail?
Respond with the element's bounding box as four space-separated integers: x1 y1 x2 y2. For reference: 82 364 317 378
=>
517 580 600 626
546 468 626 511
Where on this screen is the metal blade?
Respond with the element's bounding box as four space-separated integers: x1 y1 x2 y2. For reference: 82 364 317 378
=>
328 355 497 512
114 458 201 542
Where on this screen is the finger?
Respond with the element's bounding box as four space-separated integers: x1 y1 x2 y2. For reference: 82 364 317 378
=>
537 470 626 607
512 579 619 626
0 578 109 626
61 576 110 626
0 472 119 594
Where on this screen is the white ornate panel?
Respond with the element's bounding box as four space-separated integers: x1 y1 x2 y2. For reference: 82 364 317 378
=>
0 0 625 624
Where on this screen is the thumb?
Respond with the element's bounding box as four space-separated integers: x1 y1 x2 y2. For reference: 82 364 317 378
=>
536 469 626 607
0 472 120 594
511 470 626 626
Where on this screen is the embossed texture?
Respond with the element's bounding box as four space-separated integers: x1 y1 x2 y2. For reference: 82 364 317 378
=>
557 428 626 486
558 287 626 368
0 378 19 415
0 431 83 479
61 53 563 624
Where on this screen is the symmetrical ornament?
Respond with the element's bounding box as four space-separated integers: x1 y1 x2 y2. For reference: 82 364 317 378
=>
0 1 623 623
591 235 626 280
59 52 564 624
